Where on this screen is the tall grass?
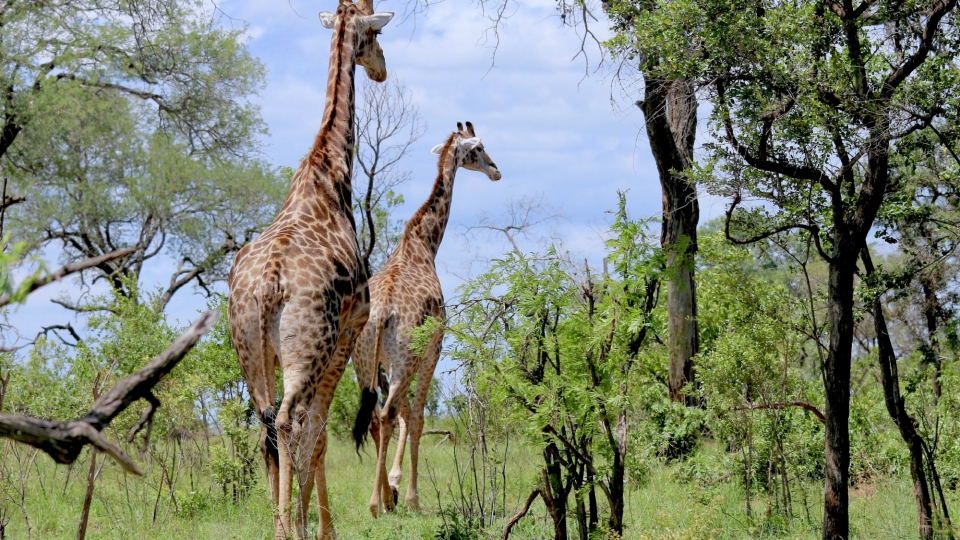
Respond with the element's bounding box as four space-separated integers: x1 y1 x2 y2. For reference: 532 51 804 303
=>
0 430 949 539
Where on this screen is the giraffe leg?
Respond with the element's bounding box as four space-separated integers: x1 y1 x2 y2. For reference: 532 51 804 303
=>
313 429 334 540
369 373 410 516
276 413 296 540
297 439 317 540
406 335 442 513
230 291 285 537
388 395 410 492
306 290 363 537
275 303 340 539
311 356 346 540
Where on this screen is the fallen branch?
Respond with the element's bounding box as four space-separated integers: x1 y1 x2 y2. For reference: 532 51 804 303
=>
503 488 542 540
423 429 456 447
733 401 825 424
0 248 135 308
0 310 218 475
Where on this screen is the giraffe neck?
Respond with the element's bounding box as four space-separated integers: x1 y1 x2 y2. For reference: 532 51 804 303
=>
404 137 459 258
282 13 360 218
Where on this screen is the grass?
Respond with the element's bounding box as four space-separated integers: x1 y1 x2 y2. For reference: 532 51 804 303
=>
0 430 952 539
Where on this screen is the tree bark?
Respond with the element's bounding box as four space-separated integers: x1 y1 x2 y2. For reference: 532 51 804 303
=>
862 247 935 539
641 76 700 405
542 443 568 540
822 254 854 540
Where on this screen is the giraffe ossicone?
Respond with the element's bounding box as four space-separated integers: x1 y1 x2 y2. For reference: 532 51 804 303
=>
351 122 501 518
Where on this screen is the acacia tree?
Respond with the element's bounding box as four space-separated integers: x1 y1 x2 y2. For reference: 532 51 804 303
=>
1 0 281 313
452 195 662 538
604 0 960 537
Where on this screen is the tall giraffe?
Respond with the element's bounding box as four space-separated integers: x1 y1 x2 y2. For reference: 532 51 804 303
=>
227 1 393 538
352 122 501 516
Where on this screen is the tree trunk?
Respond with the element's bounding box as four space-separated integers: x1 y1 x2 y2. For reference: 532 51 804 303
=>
607 412 627 533
920 277 943 402
822 256 854 540
862 248 934 539
542 443 568 540
641 76 700 405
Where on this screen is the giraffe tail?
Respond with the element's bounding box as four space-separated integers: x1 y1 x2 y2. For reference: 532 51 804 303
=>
353 313 392 452
261 407 279 466
256 258 283 465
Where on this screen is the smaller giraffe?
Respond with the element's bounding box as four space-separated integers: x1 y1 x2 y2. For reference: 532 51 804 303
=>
351 122 501 516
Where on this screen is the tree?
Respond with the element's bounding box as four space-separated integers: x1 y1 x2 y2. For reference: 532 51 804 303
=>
1 0 280 313
604 0 960 537
452 194 662 538
353 78 425 272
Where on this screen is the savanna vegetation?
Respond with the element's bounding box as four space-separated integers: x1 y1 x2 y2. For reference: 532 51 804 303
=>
2 0 960 539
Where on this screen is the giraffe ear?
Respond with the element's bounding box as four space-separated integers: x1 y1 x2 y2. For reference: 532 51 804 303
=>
360 12 394 31
319 12 336 29
430 143 445 156
459 137 481 150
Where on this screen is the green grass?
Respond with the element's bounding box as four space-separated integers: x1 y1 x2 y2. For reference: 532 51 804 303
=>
0 432 953 539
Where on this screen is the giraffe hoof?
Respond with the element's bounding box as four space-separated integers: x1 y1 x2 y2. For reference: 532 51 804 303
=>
369 504 379 518
392 486 399 508
406 496 420 513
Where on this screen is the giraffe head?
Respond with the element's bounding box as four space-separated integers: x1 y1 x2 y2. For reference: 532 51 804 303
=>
431 122 502 181
319 0 394 82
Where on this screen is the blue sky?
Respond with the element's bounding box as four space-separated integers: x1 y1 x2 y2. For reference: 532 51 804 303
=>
8 0 726 347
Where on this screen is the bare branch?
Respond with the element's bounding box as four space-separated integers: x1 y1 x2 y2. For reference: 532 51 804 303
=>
502 488 542 539
0 248 135 308
0 310 218 474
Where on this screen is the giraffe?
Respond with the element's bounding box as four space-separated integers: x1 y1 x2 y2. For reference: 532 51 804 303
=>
351 122 501 516
226 1 393 538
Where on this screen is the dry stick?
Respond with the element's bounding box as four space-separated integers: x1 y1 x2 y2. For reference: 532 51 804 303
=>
503 488 542 540
423 429 456 447
77 374 106 540
0 310 218 474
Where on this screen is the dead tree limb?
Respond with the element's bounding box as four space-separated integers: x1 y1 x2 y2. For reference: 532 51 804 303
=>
0 310 218 475
0 248 135 308
423 429 456 447
503 488 542 540
733 401 826 424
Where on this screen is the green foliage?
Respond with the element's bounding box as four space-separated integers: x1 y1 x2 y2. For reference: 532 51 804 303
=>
329 363 360 441
0 237 42 306
1 0 283 305
210 399 259 502
409 316 444 357
434 508 482 540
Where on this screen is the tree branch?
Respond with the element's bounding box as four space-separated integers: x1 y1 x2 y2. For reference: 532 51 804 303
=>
0 310 218 474
0 248 135 308
723 193 834 263
882 0 957 97
732 401 826 424
502 488 542 540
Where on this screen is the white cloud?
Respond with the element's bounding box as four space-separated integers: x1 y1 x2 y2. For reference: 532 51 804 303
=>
13 0 703 341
